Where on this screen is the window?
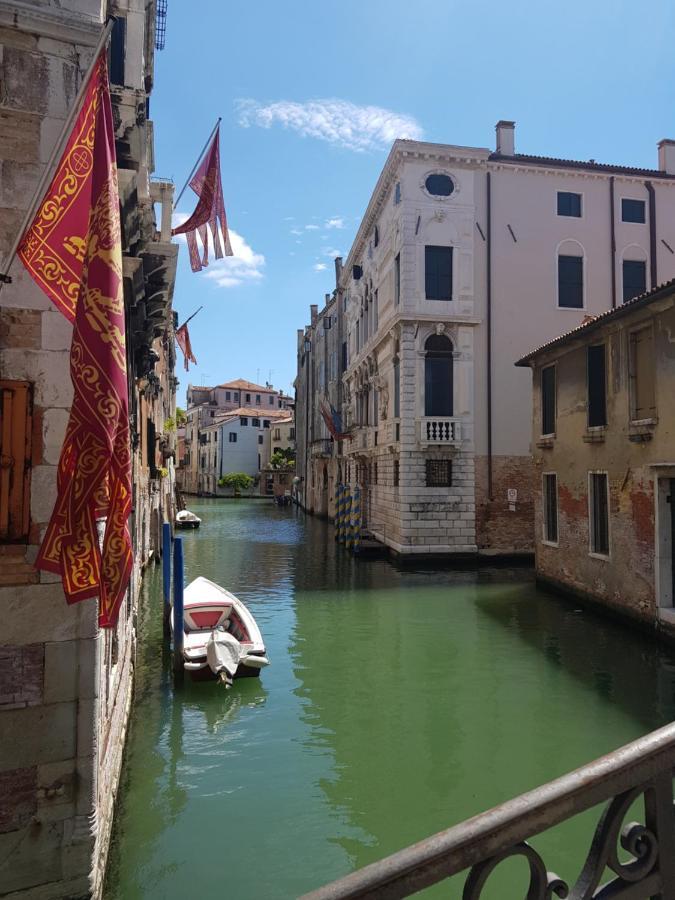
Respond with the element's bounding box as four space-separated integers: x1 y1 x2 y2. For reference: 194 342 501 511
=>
629 327 656 420
256 394 261 405
557 192 582 217
235 393 240 402
623 260 646 303
273 428 281 440
393 355 400 418
240 417 248 426
374 463 378 485
258 435 264 445
558 255 584 308
252 418 260 427
109 16 126 85
146 417 157 475
394 182 401 204
425 246 453 301
541 365 556 435
374 225 379 248
587 345 607 427
425 173 454 197
424 334 453 416
341 341 348 371
269 395 274 405
589 473 610 556
426 459 452 487
393 459 400 487
228 433 237 443
245 393 251 403
394 253 401 306
0 380 32 541
225 391 231 401
263 420 270 428
543 474 558 544
374 289 379 332
290 428 295 439
622 199 646 223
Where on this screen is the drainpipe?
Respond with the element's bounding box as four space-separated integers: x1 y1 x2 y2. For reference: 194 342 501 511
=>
486 171 493 501
646 180 657 288
610 176 617 308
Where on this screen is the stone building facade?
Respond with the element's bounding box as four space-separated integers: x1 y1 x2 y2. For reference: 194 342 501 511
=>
0 2 177 896
517 278 675 636
304 123 675 557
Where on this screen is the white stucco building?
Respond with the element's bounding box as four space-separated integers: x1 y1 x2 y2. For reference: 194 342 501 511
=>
332 121 675 556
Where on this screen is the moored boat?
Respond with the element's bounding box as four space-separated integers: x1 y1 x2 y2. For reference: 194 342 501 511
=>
171 576 269 684
175 509 201 529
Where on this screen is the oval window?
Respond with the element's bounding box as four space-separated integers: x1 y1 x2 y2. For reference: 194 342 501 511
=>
425 173 454 197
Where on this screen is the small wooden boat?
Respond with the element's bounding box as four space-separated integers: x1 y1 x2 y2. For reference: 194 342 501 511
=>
175 509 201 529
172 576 269 684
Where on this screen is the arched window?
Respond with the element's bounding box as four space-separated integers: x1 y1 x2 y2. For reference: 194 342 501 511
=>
424 334 453 416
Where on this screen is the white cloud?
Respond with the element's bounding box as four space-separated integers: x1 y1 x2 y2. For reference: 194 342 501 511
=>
236 98 423 152
305 224 320 231
325 217 345 229
323 247 343 259
314 263 328 272
284 216 295 221
290 228 303 235
172 213 265 288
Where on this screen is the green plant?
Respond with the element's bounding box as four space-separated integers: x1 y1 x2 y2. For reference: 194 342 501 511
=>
175 407 187 426
158 466 169 478
270 447 295 469
218 472 254 497
163 417 176 432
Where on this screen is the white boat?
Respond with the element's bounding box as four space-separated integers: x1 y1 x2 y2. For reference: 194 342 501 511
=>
172 576 270 684
175 509 201 529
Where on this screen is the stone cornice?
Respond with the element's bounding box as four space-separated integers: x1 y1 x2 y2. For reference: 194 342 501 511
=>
0 1 102 44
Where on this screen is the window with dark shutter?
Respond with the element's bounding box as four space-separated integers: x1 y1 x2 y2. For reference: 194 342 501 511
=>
622 199 646 223
393 356 400 418
543 473 558 543
424 335 453 416
425 246 453 301
426 459 452 487
394 253 401 305
393 459 400 487
557 192 582 217
146 418 157 476
587 345 607 427
558 255 584 308
623 260 646 303
590 473 610 555
541 366 556 435
229 433 237 443
109 16 126 86
0 381 32 542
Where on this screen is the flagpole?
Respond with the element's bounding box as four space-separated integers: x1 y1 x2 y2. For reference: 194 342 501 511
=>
174 118 221 209
0 16 116 290
177 305 203 330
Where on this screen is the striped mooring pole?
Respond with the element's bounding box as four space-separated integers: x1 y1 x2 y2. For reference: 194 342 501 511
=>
162 522 172 641
173 536 185 685
344 486 353 550
334 483 343 542
351 485 362 554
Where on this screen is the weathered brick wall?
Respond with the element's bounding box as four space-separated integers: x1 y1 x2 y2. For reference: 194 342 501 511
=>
474 455 534 553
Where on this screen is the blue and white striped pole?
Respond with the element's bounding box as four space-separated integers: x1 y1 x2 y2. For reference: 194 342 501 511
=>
344 486 352 550
335 483 343 542
352 486 361 554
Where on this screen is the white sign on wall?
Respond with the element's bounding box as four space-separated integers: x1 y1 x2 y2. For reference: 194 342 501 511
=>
507 488 518 503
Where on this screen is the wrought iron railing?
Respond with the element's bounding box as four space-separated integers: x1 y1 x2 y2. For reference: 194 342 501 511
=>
420 417 462 445
301 722 675 899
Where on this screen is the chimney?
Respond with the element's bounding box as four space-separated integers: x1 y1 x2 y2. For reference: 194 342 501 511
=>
310 304 318 326
334 256 343 283
658 139 675 174
297 328 304 349
495 120 515 156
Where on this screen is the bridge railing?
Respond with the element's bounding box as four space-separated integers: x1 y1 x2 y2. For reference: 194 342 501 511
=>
301 721 675 900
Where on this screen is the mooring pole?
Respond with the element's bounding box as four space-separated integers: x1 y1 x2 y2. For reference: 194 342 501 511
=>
173 537 185 684
162 522 172 640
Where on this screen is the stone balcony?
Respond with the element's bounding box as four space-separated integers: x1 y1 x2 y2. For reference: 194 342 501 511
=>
419 417 462 446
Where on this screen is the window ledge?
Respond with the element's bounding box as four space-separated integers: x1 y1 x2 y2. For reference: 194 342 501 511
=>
536 435 555 449
628 419 656 442
583 427 607 443
589 551 611 562
541 540 559 549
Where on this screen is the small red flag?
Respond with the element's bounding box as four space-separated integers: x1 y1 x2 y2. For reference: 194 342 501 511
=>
175 322 197 371
18 53 132 628
172 127 233 272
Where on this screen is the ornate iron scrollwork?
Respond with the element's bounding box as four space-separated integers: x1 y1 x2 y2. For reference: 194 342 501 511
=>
463 842 568 899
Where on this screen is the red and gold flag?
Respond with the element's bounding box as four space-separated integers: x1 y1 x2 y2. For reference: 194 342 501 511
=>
18 53 132 628
175 322 197 371
172 127 233 272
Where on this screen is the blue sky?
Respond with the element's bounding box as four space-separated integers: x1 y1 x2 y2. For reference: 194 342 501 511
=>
152 0 675 402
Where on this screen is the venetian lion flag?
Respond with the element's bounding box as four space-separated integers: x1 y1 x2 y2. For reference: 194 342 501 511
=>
172 127 233 272
175 321 197 371
18 52 132 628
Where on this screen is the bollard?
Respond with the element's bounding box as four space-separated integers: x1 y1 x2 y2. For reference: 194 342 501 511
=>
334 484 343 542
344 488 352 551
173 537 185 684
352 486 361 554
162 522 171 640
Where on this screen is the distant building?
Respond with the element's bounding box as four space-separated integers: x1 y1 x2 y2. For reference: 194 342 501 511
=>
181 379 292 494
296 122 675 556
517 278 675 636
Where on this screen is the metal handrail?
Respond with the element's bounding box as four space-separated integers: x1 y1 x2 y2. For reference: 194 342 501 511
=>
301 721 675 899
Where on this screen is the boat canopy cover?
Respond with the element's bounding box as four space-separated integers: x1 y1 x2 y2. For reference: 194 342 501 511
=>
207 630 242 678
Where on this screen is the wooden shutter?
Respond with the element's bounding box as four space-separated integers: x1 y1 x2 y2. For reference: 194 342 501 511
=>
630 329 656 419
0 381 32 541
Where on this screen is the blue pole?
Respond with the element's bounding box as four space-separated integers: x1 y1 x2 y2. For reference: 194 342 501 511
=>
173 537 184 683
162 522 171 640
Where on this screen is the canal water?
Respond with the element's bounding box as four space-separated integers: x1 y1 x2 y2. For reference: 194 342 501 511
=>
105 499 675 899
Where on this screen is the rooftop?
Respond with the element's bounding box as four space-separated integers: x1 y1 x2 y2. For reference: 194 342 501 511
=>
490 152 675 179
515 278 675 366
218 378 277 392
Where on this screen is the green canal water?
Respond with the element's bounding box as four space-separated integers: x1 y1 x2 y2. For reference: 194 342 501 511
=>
105 499 675 899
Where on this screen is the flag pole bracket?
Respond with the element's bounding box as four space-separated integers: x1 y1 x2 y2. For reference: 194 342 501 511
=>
0 274 12 284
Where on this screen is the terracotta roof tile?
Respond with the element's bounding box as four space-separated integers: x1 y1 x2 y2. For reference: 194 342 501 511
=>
490 152 675 179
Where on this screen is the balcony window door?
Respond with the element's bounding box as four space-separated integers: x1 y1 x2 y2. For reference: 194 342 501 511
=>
424 334 453 417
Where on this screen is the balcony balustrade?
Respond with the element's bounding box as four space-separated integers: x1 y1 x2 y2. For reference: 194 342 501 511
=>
301 721 675 899
420 417 461 446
